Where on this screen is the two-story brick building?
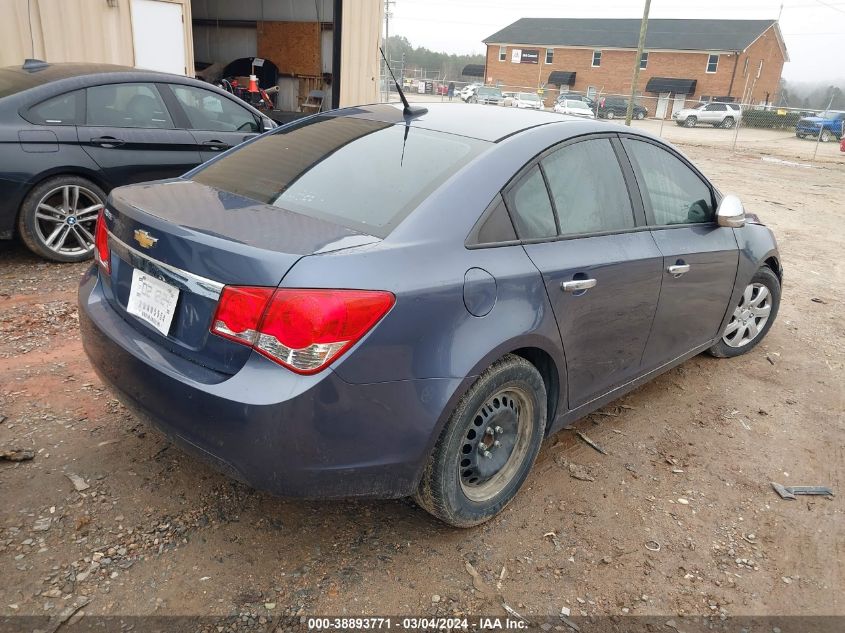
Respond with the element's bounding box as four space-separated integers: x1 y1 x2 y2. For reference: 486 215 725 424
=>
483 18 788 116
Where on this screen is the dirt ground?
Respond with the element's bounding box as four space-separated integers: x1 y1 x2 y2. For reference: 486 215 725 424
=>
0 142 843 631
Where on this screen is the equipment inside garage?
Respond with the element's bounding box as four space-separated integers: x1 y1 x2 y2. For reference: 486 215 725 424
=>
190 0 339 123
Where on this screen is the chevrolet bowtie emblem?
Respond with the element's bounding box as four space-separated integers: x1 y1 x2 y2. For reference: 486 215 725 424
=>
134 229 158 249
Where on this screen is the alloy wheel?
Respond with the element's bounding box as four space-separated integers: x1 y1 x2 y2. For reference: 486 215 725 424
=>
33 184 103 257
722 283 772 348
459 387 533 502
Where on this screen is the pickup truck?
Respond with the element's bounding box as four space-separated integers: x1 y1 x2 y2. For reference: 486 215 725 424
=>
795 110 845 142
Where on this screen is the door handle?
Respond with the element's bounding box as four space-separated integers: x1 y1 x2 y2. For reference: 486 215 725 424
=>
202 140 231 151
561 278 597 293
667 264 691 277
91 136 125 148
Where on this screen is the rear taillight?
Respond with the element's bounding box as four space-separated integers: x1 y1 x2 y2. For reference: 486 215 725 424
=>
211 287 395 374
94 210 110 274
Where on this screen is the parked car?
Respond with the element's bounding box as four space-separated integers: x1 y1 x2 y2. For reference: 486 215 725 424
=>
597 96 648 120
674 102 742 129
795 110 845 142
79 103 782 527
554 99 596 119
470 86 504 106
510 92 544 110
459 83 481 102
0 61 275 262
841 135 845 153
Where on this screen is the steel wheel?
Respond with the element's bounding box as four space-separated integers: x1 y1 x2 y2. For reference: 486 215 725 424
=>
32 184 103 257
458 387 533 503
722 283 772 348
722 116 735 129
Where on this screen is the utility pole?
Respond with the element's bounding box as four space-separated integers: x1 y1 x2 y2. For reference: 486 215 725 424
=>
625 0 652 126
384 0 395 101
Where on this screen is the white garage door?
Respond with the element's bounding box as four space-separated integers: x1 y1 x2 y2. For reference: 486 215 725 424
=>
131 0 186 75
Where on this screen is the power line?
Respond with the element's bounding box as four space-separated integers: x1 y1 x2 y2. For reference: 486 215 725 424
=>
813 0 845 13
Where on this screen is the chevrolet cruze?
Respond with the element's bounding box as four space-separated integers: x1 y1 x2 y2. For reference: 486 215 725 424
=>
79 103 782 527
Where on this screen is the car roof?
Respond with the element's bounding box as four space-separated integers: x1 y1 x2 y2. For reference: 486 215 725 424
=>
0 62 179 97
329 102 591 143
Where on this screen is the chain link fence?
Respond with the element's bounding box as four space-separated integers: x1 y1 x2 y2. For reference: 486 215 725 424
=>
383 78 845 164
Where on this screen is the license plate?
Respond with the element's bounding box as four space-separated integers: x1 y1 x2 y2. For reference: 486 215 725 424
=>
126 269 180 336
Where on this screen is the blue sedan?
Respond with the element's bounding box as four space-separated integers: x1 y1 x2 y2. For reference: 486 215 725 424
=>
78 103 782 527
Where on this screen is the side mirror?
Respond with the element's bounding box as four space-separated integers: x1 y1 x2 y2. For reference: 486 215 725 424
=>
716 194 746 228
260 117 276 132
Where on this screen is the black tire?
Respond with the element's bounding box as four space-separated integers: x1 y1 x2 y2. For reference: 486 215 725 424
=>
684 116 697 128
708 266 780 358
414 354 547 527
796 132 805 139
606 110 615 120
722 116 735 129
17 175 106 263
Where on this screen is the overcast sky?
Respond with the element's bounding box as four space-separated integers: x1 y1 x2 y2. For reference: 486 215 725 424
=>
389 0 845 83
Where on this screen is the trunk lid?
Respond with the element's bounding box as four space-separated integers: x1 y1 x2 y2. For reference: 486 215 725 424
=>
102 179 379 375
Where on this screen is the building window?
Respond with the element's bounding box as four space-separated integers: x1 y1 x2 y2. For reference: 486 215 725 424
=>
757 60 764 78
545 48 554 64
499 46 506 62
592 50 602 67
640 52 648 69
586 86 597 98
706 54 719 73
743 57 749 76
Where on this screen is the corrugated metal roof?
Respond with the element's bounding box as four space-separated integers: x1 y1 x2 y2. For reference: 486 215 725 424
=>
483 18 777 52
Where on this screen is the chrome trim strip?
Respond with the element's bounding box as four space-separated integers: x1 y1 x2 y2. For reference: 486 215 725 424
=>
107 230 225 300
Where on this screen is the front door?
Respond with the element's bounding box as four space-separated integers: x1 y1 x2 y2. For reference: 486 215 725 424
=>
656 93 670 118
621 136 739 369
77 82 201 187
672 94 688 116
161 83 262 162
508 137 663 409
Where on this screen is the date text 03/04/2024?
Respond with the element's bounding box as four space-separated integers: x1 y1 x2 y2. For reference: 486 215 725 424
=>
306 617 528 630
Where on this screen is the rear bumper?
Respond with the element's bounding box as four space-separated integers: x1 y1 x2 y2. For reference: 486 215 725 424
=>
78 267 464 499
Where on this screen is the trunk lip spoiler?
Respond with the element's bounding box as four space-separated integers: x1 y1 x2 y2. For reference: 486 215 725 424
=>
107 229 225 300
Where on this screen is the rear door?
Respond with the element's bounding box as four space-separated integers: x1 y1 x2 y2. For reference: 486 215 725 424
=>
77 82 201 186
704 103 726 124
513 136 663 409
620 136 739 369
160 83 261 162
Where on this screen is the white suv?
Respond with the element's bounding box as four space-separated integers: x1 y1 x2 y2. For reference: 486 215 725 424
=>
674 102 742 128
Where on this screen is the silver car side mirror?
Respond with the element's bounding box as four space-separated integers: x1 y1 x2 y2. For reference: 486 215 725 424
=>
716 194 746 228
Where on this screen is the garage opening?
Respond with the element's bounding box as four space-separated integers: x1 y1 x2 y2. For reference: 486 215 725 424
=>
189 0 340 124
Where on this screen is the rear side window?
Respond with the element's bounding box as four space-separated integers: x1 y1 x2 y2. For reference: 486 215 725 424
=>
191 115 489 237
505 166 557 240
467 194 517 246
86 83 173 129
623 138 714 225
541 139 635 235
27 90 83 125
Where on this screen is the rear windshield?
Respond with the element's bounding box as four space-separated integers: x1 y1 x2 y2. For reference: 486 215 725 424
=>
190 115 490 237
